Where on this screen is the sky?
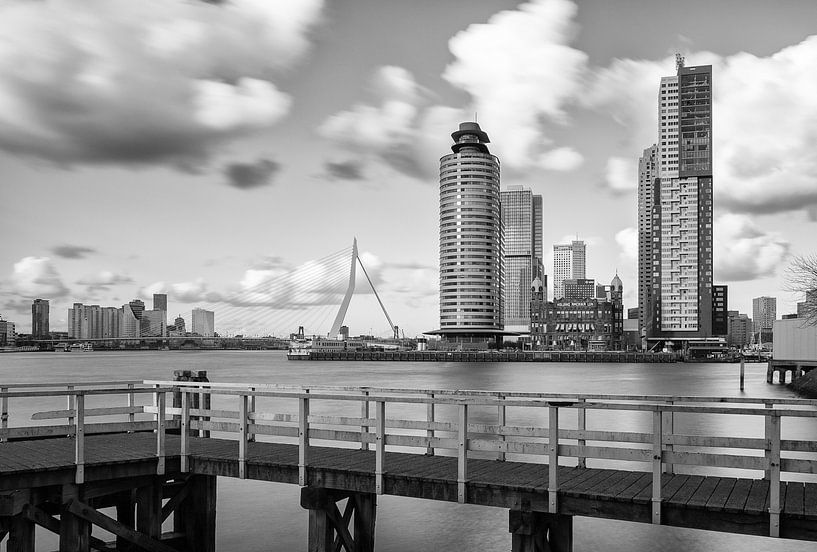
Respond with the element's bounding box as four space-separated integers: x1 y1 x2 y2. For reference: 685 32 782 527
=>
1 0 817 337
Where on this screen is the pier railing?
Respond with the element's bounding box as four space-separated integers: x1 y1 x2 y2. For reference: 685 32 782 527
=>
2 381 816 537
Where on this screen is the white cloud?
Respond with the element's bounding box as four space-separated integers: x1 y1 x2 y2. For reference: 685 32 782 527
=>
77 270 133 289
604 157 638 192
0 0 323 167
538 147 584 171
586 39 817 215
442 0 587 170
714 214 790 281
8 257 69 298
615 227 638 261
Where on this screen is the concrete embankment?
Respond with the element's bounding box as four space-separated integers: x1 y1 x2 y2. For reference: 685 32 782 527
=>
789 369 817 399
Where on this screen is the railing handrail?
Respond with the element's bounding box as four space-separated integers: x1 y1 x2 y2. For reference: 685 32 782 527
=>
0 380 144 389
143 380 817 408
0 386 173 399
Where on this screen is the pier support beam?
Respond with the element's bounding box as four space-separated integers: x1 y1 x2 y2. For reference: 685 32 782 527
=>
59 484 90 552
301 487 376 552
7 514 35 552
509 510 573 552
176 475 217 552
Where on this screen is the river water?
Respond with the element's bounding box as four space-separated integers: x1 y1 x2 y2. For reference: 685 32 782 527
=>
1 350 814 552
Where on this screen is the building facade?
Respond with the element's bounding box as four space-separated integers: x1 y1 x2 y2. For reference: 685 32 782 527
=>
0 318 15 346
192 308 215 337
752 296 776 344
436 122 504 342
727 310 752 348
153 294 168 312
121 303 140 339
68 303 103 339
31 299 49 339
712 285 728 336
140 310 167 337
101 307 121 339
500 185 543 332
553 240 586 300
644 59 714 342
563 278 595 300
637 144 659 340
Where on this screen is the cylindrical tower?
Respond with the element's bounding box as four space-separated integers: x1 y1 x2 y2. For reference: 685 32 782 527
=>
439 122 503 335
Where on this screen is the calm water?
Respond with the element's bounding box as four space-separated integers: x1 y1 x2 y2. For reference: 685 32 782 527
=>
1 350 814 552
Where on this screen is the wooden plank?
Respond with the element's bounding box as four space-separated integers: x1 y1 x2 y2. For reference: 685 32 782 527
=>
744 479 769 513
664 475 704 506
723 478 752 513
704 478 737 511
563 469 616 496
616 472 652 502
583 470 632 500
31 406 143 420
784 482 805 517
686 477 720 509
802 482 817 519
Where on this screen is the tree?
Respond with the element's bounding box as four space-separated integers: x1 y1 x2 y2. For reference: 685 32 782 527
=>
785 254 817 326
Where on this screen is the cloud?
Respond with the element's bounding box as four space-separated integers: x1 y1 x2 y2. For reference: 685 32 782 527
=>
224 158 280 189
604 156 638 193
141 279 224 304
0 0 323 168
8 257 69 298
442 0 588 171
324 159 365 181
615 227 638 261
586 38 817 215
76 270 133 292
51 244 97 259
318 1 588 179
714 214 790 281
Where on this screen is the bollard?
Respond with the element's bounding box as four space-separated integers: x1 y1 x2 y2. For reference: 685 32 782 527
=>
739 356 745 391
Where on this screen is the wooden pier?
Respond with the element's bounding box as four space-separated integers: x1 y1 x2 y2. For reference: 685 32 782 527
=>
1 379 817 551
296 349 679 362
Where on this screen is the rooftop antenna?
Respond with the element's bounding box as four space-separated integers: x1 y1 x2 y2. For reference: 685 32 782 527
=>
675 52 685 71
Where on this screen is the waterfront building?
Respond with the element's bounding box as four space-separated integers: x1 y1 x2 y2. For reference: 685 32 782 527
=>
174 315 186 334
563 278 595 300
637 144 659 340
101 307 121 339
727 310 752 348
192 308 215 337
553 240 586 300
68 303 102 339
644 57 714 345
431 122 504 347
500 185 543 333
0 318 16 346
128 299 145 321
140 310 167 337
120 303 140 339
796 290 817 320
712 285 728 336
31 298 49 339
752 296 776 344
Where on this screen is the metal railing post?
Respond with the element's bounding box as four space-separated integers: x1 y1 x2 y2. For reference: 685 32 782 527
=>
458 403 468 503
767 412 781 537
764 402 773 480
1 386 8 442
652 409 663 525
239 393 248 479
75 393 85 484
156 390 166 475
497 394 506 462
248 387 256 443
662 400 674 475
181 390 190 473
127 383 135 429
577 398 586 469
548 405 559 513
375 400 385 495
360 390 370 451
66 385 75 433
426 393 435 456
298 395 309 486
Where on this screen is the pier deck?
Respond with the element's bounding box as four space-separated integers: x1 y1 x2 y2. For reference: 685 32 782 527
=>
2 433 816 541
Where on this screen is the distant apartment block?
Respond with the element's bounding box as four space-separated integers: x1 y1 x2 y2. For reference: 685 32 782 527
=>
31 298 49 339
192 308 215 337
553 240 586 300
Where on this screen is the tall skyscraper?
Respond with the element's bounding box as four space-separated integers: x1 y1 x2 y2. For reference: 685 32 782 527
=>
121 303 140 338
101 307 121 339
553 240 586 299
644 57 714 341
500 185 543 332
129 299 145 321
153 294 167 312
434 122 504 342
752 296 777 334
31 298 49 339
192 308 215 337
637 144 659 339
68 303 102 339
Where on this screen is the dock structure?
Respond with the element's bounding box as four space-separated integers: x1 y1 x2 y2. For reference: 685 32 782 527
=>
296 350 680 362
767 359 817 384
2 379 817 551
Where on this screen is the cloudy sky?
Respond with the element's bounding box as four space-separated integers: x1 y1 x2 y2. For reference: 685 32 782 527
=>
1 0 816 337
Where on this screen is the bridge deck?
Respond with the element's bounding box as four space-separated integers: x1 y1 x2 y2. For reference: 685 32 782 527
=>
1 433 816 540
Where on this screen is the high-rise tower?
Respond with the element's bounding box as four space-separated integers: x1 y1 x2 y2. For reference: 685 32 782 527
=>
500 185 543 332
553 240 586 299
436 122 504 342
31 298 49 339
646 60 713 341
637 144 659 340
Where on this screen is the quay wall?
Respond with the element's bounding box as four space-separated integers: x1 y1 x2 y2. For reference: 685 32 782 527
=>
293 350 680 362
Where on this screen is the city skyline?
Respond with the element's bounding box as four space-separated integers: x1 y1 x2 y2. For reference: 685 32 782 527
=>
1 0 816 336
